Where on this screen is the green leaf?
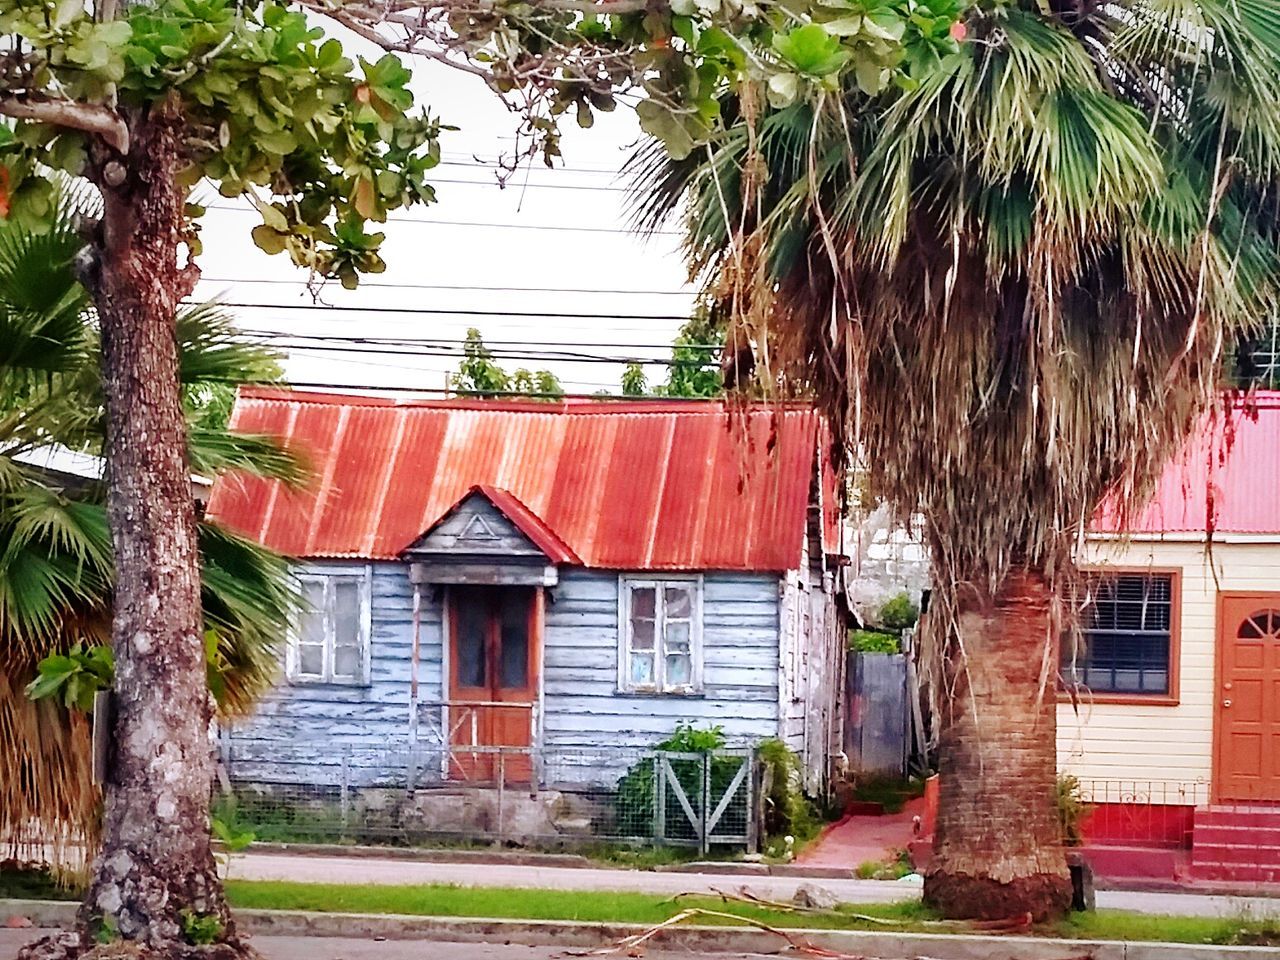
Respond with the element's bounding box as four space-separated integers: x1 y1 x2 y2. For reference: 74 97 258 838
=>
824 15 863 36
250 224 288 255
771 24 853 77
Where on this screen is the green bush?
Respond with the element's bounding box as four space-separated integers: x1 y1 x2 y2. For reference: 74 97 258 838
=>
848 629 900 653
757 738 819 845
614 724 744 843
878 592 920 633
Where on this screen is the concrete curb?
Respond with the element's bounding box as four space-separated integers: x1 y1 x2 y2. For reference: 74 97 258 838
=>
5 898 1280 960
240 843 595 869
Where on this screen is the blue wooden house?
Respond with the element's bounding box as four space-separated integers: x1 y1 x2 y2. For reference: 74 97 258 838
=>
209 389 846 799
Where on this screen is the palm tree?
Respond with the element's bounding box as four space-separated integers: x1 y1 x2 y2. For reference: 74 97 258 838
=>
628 0 1280 920
0 193 302 873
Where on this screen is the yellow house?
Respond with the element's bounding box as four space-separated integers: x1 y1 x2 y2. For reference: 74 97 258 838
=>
1057 392 1280 882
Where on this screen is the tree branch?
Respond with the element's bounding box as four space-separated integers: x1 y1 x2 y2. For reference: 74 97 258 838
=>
0 97 129 153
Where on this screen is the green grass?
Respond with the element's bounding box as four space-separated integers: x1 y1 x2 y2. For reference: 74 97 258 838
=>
848 775 927 814
5 865 1279 947
223 880 929 930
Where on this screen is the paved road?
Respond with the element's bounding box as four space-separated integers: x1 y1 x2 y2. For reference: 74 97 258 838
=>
0 931 739 960
234 851 1280 919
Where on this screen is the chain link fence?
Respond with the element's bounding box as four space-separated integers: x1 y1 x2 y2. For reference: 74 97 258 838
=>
217 737 757 854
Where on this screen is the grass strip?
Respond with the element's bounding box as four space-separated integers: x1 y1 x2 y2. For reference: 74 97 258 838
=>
222 880 1280 946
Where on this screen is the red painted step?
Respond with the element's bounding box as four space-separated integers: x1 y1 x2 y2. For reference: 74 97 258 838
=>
1192 805 1280 882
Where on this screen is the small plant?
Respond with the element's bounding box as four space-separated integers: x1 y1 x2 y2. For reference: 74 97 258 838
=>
848 629 900 653
25 643 115 712
180 909 223 946
92 916 119 946
211 801 257 880
757 738 821 851
878 592 920 633
855 848 915 880
1057 774 1088 846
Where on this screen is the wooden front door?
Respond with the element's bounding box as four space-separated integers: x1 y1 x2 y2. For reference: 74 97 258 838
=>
1215 595 1280 803
448 586 539 783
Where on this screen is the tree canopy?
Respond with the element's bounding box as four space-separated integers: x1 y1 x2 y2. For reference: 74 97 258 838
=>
451 327 564 398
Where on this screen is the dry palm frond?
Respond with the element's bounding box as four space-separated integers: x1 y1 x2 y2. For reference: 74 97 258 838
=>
626 0 1280 684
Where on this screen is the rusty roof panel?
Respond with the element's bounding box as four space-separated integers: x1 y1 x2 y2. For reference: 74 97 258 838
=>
1094 392 1280 536
207 388 832 571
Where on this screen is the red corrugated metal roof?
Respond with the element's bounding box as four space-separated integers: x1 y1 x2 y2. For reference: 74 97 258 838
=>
1093 392 1280 535
207 388 835 571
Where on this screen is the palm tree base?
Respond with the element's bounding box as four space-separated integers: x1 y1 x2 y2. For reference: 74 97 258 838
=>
923 869 1073 923
18 932 261 960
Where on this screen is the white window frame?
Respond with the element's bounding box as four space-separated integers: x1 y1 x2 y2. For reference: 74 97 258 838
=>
287 566 373 686
617 575 704 695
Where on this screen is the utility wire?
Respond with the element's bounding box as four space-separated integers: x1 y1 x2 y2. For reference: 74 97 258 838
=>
253 340 718 366
202 202 677 236
239 330 723 352
197 301 694 322
196 276 695 297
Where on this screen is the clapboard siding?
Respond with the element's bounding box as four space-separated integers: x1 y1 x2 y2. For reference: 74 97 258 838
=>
1057 539 1280 799
224 560 443 784
540 570 782 754
226 563 790 788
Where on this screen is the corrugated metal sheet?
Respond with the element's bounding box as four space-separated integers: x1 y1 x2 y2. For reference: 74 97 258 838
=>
1093 392 1280 535
207 388 834 571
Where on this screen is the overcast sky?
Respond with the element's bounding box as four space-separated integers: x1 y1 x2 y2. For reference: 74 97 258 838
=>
190 26 700 398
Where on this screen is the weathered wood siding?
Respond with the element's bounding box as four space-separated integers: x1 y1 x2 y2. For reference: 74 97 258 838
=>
541 570 782 760
223 560 442 785
224 563 787 788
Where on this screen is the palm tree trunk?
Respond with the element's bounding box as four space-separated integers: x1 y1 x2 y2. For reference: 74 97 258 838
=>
922 567 1072 922
22 101 242 958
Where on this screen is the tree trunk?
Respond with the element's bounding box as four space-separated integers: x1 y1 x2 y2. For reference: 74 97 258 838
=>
922 567 1073 923
20 102 247 960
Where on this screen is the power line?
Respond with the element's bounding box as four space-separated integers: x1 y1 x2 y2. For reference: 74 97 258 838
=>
240 330 722 352
200 301 693 322
253 340 719 366
203 202 677 236
196 276 694 297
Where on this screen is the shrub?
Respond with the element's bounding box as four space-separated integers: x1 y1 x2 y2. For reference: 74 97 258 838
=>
1057 773 1088 846
878 592 920 633
848 629 900 653
614 724 744 843
757 738 819 845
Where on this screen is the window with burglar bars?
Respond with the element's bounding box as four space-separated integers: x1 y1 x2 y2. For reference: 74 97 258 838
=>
619 577 702 694
1237 319 1280 388
288 570 371 685
1062 572 1176 696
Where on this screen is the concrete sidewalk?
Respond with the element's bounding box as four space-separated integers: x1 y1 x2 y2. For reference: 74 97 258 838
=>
233 850 1280 919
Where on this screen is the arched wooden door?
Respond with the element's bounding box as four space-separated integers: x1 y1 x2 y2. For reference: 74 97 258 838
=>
1215 596 1280 803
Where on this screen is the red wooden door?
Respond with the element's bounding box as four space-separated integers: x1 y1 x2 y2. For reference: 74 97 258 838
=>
1216 595 1280 803
448 586 538 783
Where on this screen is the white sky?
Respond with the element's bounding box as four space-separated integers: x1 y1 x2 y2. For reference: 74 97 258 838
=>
191 25 699 398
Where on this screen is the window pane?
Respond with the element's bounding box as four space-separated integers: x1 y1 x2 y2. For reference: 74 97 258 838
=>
665 653 692 687
630 618 655 651
299 581 325 646
298 642 323 677
665 620 691 652
333 643 360 680
630 652 655 686
456 599 487 688
499 592 530 689
664 585 692 619
631 587 656 620
333 581 361 647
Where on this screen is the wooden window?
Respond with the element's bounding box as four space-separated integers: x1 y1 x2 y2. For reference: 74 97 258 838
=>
618 577 703 694
1062 571 1180 700
288 569 372 685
